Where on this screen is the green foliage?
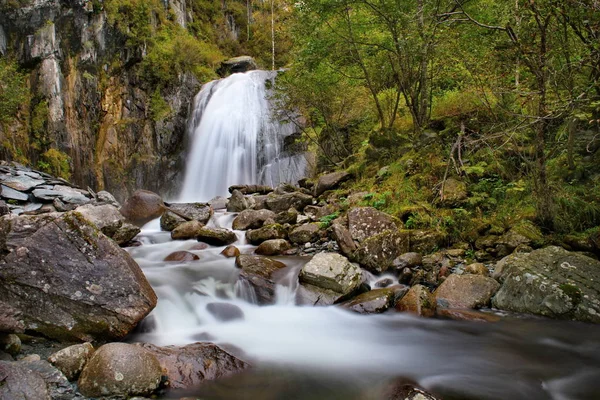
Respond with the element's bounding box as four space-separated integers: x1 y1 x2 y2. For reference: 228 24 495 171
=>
0 58 28 123
30 100 49 150
318 211 340 229
39 148 71 180
149 89 173 121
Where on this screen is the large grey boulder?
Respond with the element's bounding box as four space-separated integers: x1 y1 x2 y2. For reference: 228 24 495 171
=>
347 207 399 243
0 212 157 341
219 56 258 75
78 343 162 398
434 274 500 309
255 239 292 256
75 203 140 245
265 192 313 212
492 246 600 322
236 255 287 304
314 171 352 197
232 209 276 230
299 253 362 294
227 189 249 212
48 342 95 381
352 230 409 273
119 190 166 226
197 227 237 246
246 224 287 245
339 287 406 314
136 342 249 390
289 222 322 245
160 202 212 231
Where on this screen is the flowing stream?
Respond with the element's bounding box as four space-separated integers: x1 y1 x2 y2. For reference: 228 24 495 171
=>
128 71 600 400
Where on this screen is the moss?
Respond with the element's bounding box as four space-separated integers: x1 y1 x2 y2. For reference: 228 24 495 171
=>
559 283 582 306
39 148 71 180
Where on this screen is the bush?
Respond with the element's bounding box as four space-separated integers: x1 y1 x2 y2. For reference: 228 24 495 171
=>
0 58 28 123
39 148 71 180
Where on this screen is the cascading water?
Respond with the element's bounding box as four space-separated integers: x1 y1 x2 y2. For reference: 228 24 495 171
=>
128 71 600 400
179 70 307 202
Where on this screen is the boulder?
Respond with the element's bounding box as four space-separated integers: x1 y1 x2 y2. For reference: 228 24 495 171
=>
235 255 287 304
171 220 204 240
197 227 237 246
352 230 409 273
47 342 95 380
246 224 287 245
295 284 347 306
160 203 212 231
434 274 500 309
95 190 120 207
395 284 436 317
111 223 141 245
0 212 157 342
408 230 446 254
299 253 362 294
288 223 322 245
232 209 276 230
228 184 273 195
265 192 313 212
392 252 422 270
0 361 50 399
119 189 166 226
78 343 162 398
218 56 258 75
339 286 407 314
16 359 76 399
0 301 24 333
255 239 292 256
209 196 228 210
440 178 467 204
136 342 248 389
206 303 244 322
75 204 141 245
347 207 398 242
314 171 352 197
0 334 20 356
164 251 200 262
227 189 249 212
464 263 489 276
330 222 357 258
492 246 600 322
275 208 298 225
221 245 241 258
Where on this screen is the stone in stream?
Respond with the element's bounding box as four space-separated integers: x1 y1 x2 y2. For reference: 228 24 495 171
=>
464 262 489 276
246 224 287 245
235 255 287 304
197 226 237 246
255 239 292 256
232 209 276 230
434 274 500 309
171 220 204 240
289 223 322 245
352 230 410 273
330 222 357 258
136 342 249 390
392 252 423 270
228 184 273 195
0 212 157 342
227 189 249 212
47 342 95 380
339 286 407 314
298 253 363 296
78 343 162 397
492 246 600 322
75 203 141 244
164 251 200 262
160 202 212 231
395 284 436 317
221 245 241 258
209 196 229 210
119 189 166 227
206 303 245 322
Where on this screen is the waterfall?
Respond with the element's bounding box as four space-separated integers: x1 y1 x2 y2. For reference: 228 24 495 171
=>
179 70 307 202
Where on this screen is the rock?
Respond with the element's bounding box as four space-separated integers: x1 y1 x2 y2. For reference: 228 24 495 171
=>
348 207 398 242
0 301 24 333
171 220 204 240
219 56 258 75
112 223 141 245
2 175 45 191
0 200 9 216
375 278 394 288
221 245 240 258
340 287 406 314
492 246 600 322
120 190 166 227
434 274 500 309
436 308 501 322
206 303 244 322
15 359 76 399
96 190 120 207
136 342 248 389
330 222 357 257
440 178 467 204
249 194 269 210
464 263 489 276
299 253 362 295
1 185 29 201
0 212 157 342
265 192 313 212
228 184 273 195
209 196 228 210
160 203 212 231
232 209 276 230
164 251 200 262
392 252 422 270
0 334 20 356
289 223 322 244
295 283 347 306
275 208 298 225
75 203 125 237
197 227 237 246
47 342 94 380
255 239 292 256
190 242 209 250
408 230 446 254
395 284 436 317
235 255 287 304
314 171 352 197
382 380 440 400
352 230 409 273
227 189 249 212
246 224 287 245
78 343 162 398
0 360 50 399
399 267 413 284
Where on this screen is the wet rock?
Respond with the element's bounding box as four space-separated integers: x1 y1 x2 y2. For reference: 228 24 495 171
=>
464 262 489 276
219 56 258 75
436 308 501 322
330 222 357 258
340 287 406 314
78 343 162 398
190 242 209 250
236 255 287 304
47 342 94 381
440 178 467 204
249 194 269 210
392 252 422 270
299 253 362 294
0 301 24 333
348 207 399 242
160 203 212 231
112 222 141 245
171 220 204 240
21 359 80 400
289 222 322 245
0 360 50 399
395 284 436 317
382 380 440 400
265 192 313 212
0 212 157 342
120 190 166 227
255 239 292 256
197 227 237 246
164 251 200 262
275 208 298 225
492 246 600 322
232 209 276 230
246 224 287 245
136 342 249 389
221 245 240 258
399 267 413 285
0 200 9 216
228 184 273 195
295 284 346 306
375 278 394 288
227 189 249 212
352 230 409 273
314 171 352 197
434 274 500 309
206 303 244 322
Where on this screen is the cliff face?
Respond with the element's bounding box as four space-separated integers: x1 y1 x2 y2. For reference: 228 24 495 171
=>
0 0 204 200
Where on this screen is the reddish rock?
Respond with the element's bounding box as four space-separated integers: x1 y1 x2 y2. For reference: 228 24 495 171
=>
434 274 500 309
164 251 200 262
395 284 436 317
221 245 241 258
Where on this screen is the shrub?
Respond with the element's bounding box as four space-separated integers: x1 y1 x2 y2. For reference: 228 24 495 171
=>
39 148 71 180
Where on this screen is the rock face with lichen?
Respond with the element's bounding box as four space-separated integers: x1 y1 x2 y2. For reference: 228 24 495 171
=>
0 211 157 341
492 246 600 323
